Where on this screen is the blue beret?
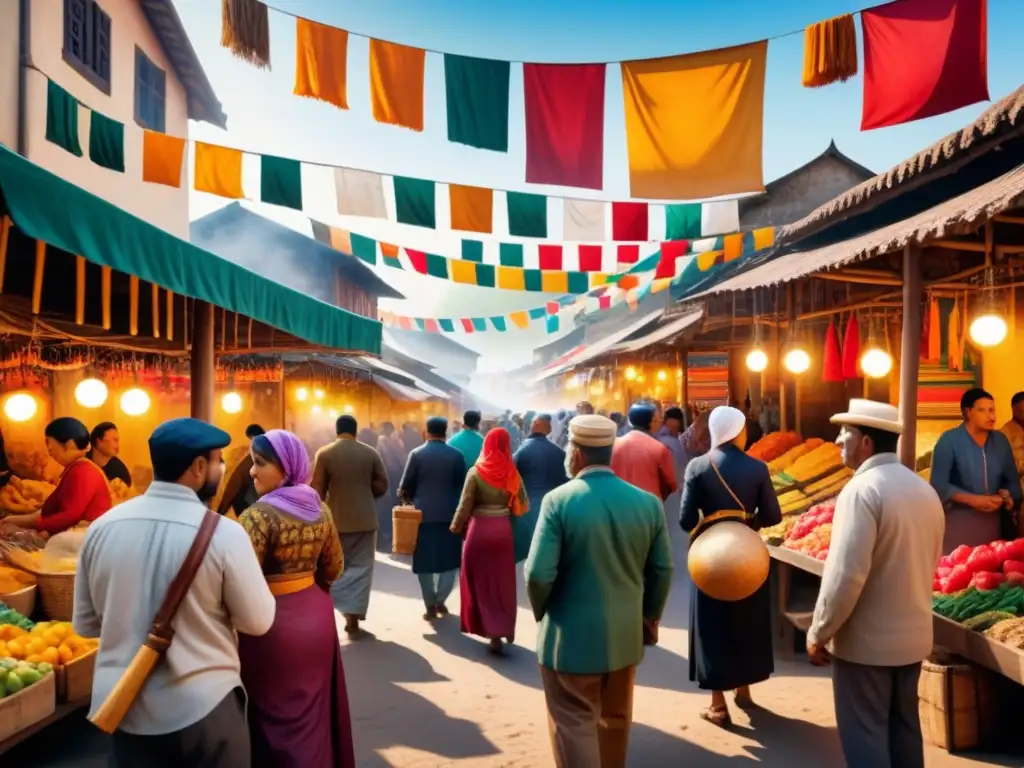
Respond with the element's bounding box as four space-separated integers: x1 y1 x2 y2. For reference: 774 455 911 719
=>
149 418 230 477
628 404 656 428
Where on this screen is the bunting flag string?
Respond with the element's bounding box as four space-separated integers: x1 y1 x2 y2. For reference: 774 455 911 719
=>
217 0 989 199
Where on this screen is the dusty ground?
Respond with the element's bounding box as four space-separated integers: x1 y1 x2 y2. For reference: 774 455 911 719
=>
9 524 1021 766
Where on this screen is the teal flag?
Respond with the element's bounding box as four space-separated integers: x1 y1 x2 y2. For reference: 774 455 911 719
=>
45 79 82 157
666 203 701 240
425 253 448 279
528 307 546 320
471 317 488 332
394 176 437 228
261 155 303 210
461 239 484 262
350 233 377 265
546 314 560 333
475 263 496 287
524 269 543 292
499 243 524 267
490 316 507 331
439 318 455 333
89 111 125 172
444 54 510 152
507 192 547 238
567 272 590 294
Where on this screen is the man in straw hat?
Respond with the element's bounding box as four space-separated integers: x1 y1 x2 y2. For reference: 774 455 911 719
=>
807 400 944 768
525 415 673 768
74 418 276 766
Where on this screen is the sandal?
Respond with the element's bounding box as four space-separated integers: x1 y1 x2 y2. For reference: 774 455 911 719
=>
699 706 732 728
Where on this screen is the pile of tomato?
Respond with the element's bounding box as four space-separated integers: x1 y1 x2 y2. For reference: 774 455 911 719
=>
934 538 1024 594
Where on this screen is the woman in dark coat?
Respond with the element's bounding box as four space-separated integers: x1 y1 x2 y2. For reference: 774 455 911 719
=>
680 405 782 728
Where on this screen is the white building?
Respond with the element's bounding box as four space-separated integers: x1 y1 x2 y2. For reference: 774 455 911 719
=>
0 0 224 237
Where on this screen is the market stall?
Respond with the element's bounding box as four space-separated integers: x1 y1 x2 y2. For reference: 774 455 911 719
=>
0 145 383 747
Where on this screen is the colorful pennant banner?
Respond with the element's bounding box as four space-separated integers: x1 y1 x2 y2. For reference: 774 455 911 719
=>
219 0 989 199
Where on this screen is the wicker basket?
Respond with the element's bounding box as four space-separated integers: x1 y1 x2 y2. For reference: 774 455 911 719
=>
919 649 993 752
35 571 76 621
1 583 37 616
392 505 422 556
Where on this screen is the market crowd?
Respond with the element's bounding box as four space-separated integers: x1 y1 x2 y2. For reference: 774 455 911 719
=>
5 384 1024 766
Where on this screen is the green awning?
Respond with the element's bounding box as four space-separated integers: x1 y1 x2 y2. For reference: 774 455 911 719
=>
0 143 381 355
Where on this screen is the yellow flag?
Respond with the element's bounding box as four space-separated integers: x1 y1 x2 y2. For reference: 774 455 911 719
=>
621 41 767 199
194 143 244 199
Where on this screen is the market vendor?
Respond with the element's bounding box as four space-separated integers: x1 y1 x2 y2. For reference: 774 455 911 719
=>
87 421 132 487
930 388 1020 553
1000 391 1024 497
2 417 112 534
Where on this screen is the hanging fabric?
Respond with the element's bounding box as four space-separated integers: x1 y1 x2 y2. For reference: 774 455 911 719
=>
538 245 563 271
260 155 302 210
841 313 861 379
293 18 349 110
948 297 964 372
448 184 493 234
577 245 603 272
334 168 388 218
45 79 82 157
194 142 245 199
369 39 426 131
444 54 511 152
927 296 941 362
221 0 271 70
611 202 649 241
822 318 843 382
562 199 606 241
523 63 606 190
860 0 988 130
142 131 186 187
620 41 767 199
802 14 858 88
88 111 125 173
393 176 436 228
506 192 548 238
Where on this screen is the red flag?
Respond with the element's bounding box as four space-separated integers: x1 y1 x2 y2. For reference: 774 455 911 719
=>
398 316 414 330
405 248 428 274
524 63 606 190
861 0 988 131
655 240 689 279
577 245 603 272
616 244 640 264
423 318 440 333
538 244 563 271
460 318 475 333
598 294 612 311
612 202 649 241
546 301 559 315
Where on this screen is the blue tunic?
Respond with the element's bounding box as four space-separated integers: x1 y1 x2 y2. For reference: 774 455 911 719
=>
680 444 782 691
398 441 468 574
929 424 1020 552
513 434 569 562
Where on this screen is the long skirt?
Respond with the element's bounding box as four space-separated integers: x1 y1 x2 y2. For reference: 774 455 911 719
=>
239 585 355 767
688 577 774 691
460 514 517 640
331 531 376 618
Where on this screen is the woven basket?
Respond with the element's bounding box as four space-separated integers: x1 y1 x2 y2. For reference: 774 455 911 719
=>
35 571 76 621
392 505 422 556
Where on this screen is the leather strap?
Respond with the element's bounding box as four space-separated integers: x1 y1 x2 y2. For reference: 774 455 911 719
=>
144 510 220 654
710 460 746 514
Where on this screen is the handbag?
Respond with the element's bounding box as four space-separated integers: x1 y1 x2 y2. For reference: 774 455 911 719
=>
689 460 755 540
89 510 221 733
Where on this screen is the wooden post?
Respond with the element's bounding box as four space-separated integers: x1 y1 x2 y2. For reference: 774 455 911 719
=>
780 285 794 432
32 240 45 314
773 314 783 431
190 300 216 422
899 245 922 468
0 215 10 293
75 256 86 325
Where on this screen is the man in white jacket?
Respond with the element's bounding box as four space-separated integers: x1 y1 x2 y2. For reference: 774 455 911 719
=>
807 400 944 768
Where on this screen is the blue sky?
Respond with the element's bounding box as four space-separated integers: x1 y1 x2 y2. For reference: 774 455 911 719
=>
175 0 1022 370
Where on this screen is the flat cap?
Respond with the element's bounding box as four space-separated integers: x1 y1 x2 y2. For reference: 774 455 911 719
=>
628 403 656 428
149 418 231 463
568 414 617 448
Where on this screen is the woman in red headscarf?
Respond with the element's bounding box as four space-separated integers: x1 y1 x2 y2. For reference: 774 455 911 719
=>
450 427 529 655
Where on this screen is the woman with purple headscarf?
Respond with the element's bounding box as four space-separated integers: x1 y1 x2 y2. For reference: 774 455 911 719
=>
236 429 355 767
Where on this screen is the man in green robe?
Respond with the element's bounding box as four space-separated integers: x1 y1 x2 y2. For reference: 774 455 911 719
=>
447 409 484 468
525 414 674 768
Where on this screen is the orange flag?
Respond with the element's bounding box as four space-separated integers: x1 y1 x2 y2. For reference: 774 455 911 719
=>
369 40 426 131
449 184 493 234
194 142 244 199
621 41 767 199
294 19 349 110
142 131 186 187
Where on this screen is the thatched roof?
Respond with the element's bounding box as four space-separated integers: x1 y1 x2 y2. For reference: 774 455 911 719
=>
781 85 1024 243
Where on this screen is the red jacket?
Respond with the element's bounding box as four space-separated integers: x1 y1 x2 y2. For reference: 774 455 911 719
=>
611 431 678 501
37 459 112 534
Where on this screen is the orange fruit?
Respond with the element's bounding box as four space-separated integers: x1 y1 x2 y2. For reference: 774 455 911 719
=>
57 643 74 665
6 639 25 659
40 646 59 665
40 630 61 648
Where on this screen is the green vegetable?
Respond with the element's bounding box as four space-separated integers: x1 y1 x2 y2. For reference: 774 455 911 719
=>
963 611 1017 632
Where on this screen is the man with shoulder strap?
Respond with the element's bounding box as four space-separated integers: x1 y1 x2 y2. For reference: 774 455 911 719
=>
73 418 276 767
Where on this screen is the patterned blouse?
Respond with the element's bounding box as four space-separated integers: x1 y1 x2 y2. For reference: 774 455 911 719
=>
237 501 344 590
450 467 529 534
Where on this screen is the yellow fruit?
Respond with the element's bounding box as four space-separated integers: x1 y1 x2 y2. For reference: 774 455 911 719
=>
6 639 24 659
24 638 45 657
40 630 61 648
25 654 42 663
40 646 59 665
0 641 6 657
51 623 72 641
0 625 27 641
57 643 74 665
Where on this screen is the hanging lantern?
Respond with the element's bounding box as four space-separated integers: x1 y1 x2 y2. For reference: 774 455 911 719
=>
221 392 243 414
657 370 668 382
624 366 637 381
970 267 1007 348
783 348 811 375
860 348 893 378
314 388 325 400
75 378 109 408
120 388 151 416
746 347 768 373
3 392 37 423
295 387 308 402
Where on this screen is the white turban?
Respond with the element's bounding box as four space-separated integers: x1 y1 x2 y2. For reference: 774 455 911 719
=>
708 406 747 450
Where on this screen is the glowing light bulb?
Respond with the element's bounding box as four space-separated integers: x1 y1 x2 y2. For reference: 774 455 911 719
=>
860 348 893 379
311 404 322 415
343 404 354 413
295 387 308 402
221 392 243 414
328 408 339 418
120 388 151 416
657 370 668 382
315 389 325 400
3 393 37 423
783 349 811 375
969 314 1008 348
746 348 768 373
75 378 108 408
624 367 637 381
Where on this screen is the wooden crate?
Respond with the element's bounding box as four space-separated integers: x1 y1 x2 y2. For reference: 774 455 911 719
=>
56 650 96 704
0 671 56 743
918 650 995 752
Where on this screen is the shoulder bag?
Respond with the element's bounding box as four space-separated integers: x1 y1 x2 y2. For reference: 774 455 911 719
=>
689 459 755 540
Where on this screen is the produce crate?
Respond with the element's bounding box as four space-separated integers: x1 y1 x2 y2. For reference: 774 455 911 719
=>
56 649 96 703
0 585 36 617
0 671 56 743
918 650 996 752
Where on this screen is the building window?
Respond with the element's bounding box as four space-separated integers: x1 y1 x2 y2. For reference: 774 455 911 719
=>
134 48 166 132
63 0 112 94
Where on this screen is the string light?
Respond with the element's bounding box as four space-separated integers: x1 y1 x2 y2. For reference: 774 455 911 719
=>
746 348 768 373
969 314 1008 348
860 348 893 378
344 404 354 413
3 393 37 423
624 367 637 381
315 389 325 400
221 392 243 414
75 378 108 408
657 370 668 382
120 388 151 416
295 387 308 402
783 349 811 375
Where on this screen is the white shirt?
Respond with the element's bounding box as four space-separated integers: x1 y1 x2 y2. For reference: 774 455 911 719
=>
808 454 944 667
73 482 276 735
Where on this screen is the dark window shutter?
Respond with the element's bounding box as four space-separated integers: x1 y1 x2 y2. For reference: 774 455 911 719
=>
94 6 111 84
64 0 87 64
